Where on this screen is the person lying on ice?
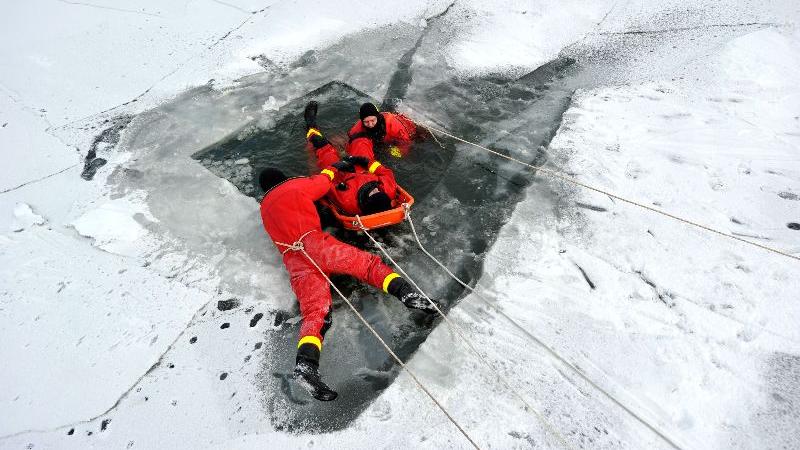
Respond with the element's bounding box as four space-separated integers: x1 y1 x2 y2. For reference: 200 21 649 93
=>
303 101 397 216
258 167 438 401
348 101 423 159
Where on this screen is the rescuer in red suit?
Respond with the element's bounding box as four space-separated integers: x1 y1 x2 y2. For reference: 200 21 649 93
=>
303 101 396 216
258 167 437 402
347 102 421 159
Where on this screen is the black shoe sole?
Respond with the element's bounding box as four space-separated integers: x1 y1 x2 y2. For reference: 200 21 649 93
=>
294 370 338 401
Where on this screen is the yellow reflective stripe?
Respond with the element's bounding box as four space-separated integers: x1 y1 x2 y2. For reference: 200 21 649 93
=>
382 272 400 293
320 169 334 180
298 335 322 350
368 161 382 173
389 146 402 158
306 128 322 139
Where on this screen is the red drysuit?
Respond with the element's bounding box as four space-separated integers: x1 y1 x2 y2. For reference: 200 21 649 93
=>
260 175 395 347
312 141 398 216
348 112 419 159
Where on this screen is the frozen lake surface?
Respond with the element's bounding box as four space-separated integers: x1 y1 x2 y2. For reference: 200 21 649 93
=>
1 0 799 448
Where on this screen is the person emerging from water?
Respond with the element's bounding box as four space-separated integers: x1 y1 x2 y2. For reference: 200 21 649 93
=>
348 102 423 159
258 167 438 401
303 101 397 216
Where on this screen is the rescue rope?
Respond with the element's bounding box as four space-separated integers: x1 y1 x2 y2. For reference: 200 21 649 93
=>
355 216 574 450
275 233 480 450
277 230 314 254
403 208 685 450
421 123 800 262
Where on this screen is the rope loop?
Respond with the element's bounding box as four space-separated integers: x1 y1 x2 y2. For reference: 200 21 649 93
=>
275 230 314 254
354 214 368 232
275 231 481 449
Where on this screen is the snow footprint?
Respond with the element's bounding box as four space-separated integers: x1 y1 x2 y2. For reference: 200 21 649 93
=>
625 161 644 180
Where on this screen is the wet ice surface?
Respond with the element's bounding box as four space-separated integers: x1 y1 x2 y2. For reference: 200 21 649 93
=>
6 2 797 447
188 30 590 431
117 10 782 433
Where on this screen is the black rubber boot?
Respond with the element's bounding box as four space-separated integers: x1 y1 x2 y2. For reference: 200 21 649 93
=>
304 101 318 130
309 134 328 149
293 343 338 401
387 277 439 314
304 101 330 149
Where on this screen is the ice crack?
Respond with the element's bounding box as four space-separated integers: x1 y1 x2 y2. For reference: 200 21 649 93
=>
425 0 457 22
56 0 162 18
574 263 596 290
597 22 785 36
634 270 675 307
209 0 253 15
0 301 212 442
51 2 276 131
0 164 79 194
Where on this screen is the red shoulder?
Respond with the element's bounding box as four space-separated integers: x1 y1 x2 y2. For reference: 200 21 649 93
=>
348 120 364 136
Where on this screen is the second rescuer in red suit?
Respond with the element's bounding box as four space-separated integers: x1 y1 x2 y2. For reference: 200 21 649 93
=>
347 102 420 159
258 166 437 402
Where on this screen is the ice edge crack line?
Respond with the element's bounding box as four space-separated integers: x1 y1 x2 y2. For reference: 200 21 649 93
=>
56 0 163 18
0 301 212 441
0 164 79 195
49 2 276 132
575 263 596 290
596 22 786 36
209 0 252 15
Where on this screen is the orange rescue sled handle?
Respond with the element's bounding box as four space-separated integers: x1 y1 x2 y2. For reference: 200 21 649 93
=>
321 186 414 231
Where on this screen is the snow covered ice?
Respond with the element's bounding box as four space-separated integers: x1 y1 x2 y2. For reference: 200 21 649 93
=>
1 1 799 449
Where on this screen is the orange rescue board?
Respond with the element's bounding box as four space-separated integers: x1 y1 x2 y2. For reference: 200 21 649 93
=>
321 186 414 231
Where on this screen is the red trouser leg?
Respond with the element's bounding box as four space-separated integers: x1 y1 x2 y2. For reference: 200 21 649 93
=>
306 232 395 289
283 232 396 348
285 253 332 346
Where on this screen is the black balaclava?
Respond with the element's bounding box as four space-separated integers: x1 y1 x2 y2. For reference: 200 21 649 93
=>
359 102 379 120
357 181 392 215
359 102 386 142
259 168 288 193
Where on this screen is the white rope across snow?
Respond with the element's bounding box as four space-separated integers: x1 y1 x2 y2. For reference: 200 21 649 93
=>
274 235 481 450
421 123 800 262
355 215 574 450
402 208 685 450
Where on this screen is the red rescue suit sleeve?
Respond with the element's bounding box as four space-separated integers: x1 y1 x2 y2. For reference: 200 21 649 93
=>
348 120 365 138
314 143 341 170
383 113 415 143
349 113 417 143
305 172 335 201
346 136 376 160
367 160 397 199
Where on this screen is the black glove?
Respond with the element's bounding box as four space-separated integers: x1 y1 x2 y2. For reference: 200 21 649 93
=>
343 155 370 168
309 134 328 150
331 160 355 173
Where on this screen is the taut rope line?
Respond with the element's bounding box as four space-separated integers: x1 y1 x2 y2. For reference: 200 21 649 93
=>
275 234 480 450
422 123 800 262
403 208 685 450
355 216 574 450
